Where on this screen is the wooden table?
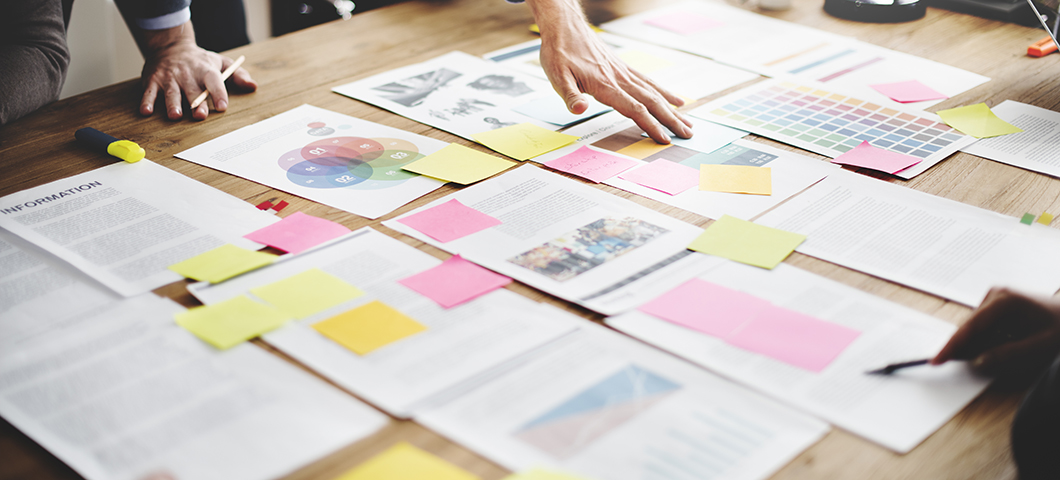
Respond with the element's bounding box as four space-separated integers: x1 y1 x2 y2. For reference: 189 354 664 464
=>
1 0 1054 477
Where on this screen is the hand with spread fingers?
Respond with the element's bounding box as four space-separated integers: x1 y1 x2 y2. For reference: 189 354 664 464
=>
526 0 693 144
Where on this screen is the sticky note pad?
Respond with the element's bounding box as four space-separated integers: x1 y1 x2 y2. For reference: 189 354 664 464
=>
175 296 290 350
687 215 806 269
936 103 1023 139
869 80 948 104
644 12 723 35
472 123 577 161
543 146 638 183
503 468 591 480
399 255 511 308
401 143 516 185
639 279 770 337
699 164 772 195
336 442 479 480
725 305 861 372
168 244 276 283
615 138 671 160
618 160 699 195
398 199 502 243
312 300 427 355
244 211 351 255
1021 213 1035 225
251 268 364 319
618 50 675 74
512 97 611 127
831 141 921 174
1038 212 1054 225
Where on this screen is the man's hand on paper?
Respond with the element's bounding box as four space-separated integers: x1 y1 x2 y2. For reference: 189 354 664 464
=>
136 21 257 120
932 288 1060 377
526 0 693 144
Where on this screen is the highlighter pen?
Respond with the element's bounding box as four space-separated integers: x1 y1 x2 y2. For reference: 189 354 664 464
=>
74 127 145 163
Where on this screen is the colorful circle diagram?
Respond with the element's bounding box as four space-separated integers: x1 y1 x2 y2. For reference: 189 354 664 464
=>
279 123 424 190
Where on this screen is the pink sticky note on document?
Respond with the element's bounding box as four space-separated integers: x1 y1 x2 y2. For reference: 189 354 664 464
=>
869 80 948 104
397 199 502 243
831 141 921 174
243 211 350 255
644 12 723 35
618 160 699 195
544 146 638 183
725 305 861 372
399 255 512 308
639 279 771 337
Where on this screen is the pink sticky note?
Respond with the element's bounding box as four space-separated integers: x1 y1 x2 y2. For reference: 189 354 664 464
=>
399 255 512 308
831 141 922 174
644 12 724 35
618 160 699 195
544 146 639 183
243 211 351 255
639 279 771 337
398 199 502 243
869 80 948 104
725 305 861 372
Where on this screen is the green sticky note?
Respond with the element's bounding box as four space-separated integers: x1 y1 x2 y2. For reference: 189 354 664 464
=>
688 215 806 269
335 442 479 480
251 268 364 319
401 143 516 184
936 103 1023 139
472 123 577 161
1021 213 1035 225
168 244 276 283
312 300 427 355
503 468 592 480
175 296 290 349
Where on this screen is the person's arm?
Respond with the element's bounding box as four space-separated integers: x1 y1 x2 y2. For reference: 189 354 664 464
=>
0 0 70 126
524 0 692 144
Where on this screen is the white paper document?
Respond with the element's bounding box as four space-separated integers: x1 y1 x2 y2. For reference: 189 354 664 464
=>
333 51 608 139
607 261 991 453
0 160 277 297
0 295 388 480
755 169 1060 306
188 227 577 418
176 104 448 219
416 320 829 480
962 100 1060 178
384 165 718 315
483 33 760 101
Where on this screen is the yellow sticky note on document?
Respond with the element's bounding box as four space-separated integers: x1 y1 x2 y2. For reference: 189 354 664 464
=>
936 103 1022 139
615 138 670 160
688 215 805 269
336 442 479 480
401 143 516 184
472 123 577 161
251 268 364 319
503 468 592 480
168 244 276 283
175 296 290 350
700 164 772 195
618 50 674 74
312 300 427 355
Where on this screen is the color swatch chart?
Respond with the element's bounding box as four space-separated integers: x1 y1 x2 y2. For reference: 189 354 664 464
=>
691 79 974 178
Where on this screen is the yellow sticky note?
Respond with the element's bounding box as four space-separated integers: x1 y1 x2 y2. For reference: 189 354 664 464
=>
472 123 577 161
401 143 516 185
312 300 427 355
336 442 479 480
1039 212 1054 225
168 244 276 284
615 138 671 160
700 164 772 195
618 50 675 74
251 268 364 319
175 296 290 350
503 468 593 480
688 215 806 269
936 103 1023 139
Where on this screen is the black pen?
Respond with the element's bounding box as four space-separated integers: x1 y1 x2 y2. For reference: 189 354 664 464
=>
865 358 932 375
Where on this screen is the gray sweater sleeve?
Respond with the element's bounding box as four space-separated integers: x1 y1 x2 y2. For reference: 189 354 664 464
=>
0 0 71 126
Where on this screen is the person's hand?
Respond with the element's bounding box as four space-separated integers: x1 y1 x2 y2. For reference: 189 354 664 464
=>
136 21 256 120
527 0 693 144
932 288 1060 376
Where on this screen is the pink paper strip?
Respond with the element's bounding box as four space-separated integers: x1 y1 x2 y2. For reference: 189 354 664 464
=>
618 160 699 195
831 141 921 174
639 279 771 337
399 255 512 308
243 211 350 255
869 80 948 104
544 146 639 183
644 12 724 35
725 305 861 372
397 199 502 243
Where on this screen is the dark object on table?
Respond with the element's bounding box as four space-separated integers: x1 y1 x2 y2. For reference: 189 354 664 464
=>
823 0 926 22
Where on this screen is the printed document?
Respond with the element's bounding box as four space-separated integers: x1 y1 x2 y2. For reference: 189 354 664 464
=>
962 100 1060 178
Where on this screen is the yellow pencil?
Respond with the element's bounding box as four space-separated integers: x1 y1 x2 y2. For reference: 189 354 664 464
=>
190 55 246 110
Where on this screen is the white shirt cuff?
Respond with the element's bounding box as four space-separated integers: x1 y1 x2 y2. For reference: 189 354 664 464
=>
135 7 191 30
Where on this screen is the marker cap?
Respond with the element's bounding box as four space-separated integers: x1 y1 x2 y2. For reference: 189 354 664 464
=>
107 140 145 163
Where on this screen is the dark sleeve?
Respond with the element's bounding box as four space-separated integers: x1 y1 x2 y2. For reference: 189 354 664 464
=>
0 0 70 126
112 0 192 19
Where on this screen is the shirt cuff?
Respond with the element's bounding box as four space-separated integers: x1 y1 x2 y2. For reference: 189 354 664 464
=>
135 6 191 30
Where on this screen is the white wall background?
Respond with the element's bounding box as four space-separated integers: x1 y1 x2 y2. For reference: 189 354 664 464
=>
61 0 271 99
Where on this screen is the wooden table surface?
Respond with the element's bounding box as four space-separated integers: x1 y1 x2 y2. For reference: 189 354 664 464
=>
1 0 1055 478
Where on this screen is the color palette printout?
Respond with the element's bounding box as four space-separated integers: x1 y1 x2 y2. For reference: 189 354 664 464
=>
691 79 975 178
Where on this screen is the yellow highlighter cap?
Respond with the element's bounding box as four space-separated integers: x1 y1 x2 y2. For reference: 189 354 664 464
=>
107 140 145 163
